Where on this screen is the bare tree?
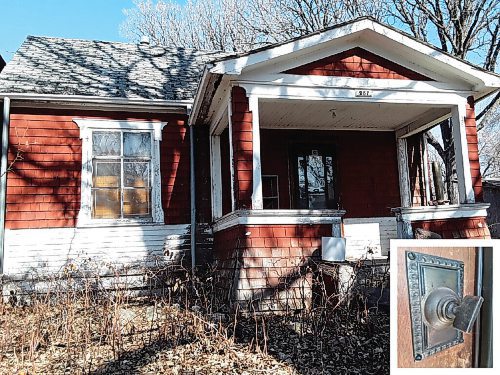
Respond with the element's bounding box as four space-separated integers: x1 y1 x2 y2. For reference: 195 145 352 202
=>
478 96 500 178
388 0 500 198
121 0 258 51
241 0 387 42
121 0 385 51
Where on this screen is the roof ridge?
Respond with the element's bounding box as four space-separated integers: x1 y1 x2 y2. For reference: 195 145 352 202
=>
25 35 226 55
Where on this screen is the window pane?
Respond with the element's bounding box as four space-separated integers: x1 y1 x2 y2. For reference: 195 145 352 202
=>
124 132 151 157
92 189 121 219
124 161 150 188
326 156 335 201
93 160 120 187
93 132 121 156
123 189 150 217
307 154 325 194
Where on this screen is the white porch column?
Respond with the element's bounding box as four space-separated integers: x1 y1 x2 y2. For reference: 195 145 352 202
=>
396 138 412 207
210 134 223 220
227 100 236 212
451 104 475 203
248 96 263 209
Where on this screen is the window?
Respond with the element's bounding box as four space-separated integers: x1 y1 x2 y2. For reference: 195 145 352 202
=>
92 131 152 219
262 175 279 209
75 119 166 225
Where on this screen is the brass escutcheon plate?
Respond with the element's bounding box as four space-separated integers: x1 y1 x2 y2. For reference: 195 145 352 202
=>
405 251 464 360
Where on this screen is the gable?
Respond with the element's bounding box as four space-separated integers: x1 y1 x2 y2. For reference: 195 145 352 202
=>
283 47 432 81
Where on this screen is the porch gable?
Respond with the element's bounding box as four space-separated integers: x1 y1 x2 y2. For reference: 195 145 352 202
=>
283 47 432 81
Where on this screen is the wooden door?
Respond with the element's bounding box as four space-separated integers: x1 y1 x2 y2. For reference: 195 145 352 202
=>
397 246 477 368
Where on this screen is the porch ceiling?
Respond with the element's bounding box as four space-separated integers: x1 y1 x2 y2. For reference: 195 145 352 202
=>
259 99 450 131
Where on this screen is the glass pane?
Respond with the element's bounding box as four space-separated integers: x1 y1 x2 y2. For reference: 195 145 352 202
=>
307 154 325 194
93 160 120 187
92 189 121 219
93 132 121 156
123 189 150 217
124 161 150 187
262 176 278 197
298 156 306 199
297 156 307 209
326 156 334 201
124 132 151 157
263 198 279 209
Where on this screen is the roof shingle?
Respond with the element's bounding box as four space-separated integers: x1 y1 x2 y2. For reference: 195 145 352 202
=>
0 36 229 101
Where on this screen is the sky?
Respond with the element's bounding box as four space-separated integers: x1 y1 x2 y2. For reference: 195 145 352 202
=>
0 0 139 62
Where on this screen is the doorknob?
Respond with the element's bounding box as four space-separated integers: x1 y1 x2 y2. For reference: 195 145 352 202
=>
405 251 482 360
422 286 483 333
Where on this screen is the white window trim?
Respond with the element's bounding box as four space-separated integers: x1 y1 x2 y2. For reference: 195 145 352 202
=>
74 119 167 226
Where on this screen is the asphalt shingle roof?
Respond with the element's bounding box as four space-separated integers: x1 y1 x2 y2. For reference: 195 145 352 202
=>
0 36 229 101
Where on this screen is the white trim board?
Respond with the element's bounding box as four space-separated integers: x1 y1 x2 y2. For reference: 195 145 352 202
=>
212 209 345 232
392 203 490 221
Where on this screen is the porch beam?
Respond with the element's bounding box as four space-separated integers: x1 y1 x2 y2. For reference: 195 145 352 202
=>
451 104 475 203
210 134 223 220
238 82 467 106
249 96 263 209
395 111 450 139
396 138 412 207
209 91 230 136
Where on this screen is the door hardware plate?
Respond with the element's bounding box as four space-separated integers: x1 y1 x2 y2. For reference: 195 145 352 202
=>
406 251 464 360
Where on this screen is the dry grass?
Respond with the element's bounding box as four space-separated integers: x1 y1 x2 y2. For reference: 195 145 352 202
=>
0 262 389 374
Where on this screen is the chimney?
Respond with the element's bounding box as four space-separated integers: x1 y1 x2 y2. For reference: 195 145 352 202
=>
140 36 150 46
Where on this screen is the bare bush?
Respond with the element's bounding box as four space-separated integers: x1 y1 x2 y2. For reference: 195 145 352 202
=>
0 259 389 374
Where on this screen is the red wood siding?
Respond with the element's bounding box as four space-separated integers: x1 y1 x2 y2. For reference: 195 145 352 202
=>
465 96 483 202
214 224 331 310
6 112 82 228
6 108 190 229
411 217 490 239
259 129 401 217
284 47 432 81
260 130 291 209
231 86 253 209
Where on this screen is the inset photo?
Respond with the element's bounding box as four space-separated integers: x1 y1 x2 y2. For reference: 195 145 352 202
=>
390 240 498 371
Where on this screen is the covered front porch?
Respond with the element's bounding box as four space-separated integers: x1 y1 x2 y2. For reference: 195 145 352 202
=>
189 18 498 309
209 91 489 257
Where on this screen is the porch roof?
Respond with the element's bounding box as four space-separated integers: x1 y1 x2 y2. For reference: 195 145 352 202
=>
190 17 500 126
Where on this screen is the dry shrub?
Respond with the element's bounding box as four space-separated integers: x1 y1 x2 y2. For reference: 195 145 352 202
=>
0 258 389 374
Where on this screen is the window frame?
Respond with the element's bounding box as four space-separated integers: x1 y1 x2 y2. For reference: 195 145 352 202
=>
75 119 166 226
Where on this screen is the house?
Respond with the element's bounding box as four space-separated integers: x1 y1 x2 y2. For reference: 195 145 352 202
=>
0 18 498 309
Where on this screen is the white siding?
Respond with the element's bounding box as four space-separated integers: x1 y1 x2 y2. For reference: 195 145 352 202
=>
3 224 191 280
343 217 397 258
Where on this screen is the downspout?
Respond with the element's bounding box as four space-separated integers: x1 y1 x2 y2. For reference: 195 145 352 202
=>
0 97 11 274
189 121 196 269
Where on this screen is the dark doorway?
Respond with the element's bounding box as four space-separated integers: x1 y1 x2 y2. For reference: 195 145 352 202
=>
291 145 337 209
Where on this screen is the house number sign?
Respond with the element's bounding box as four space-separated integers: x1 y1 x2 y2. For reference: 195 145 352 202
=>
354 89 372 97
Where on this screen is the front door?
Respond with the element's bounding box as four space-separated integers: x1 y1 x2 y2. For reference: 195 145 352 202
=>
291 145 337 209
